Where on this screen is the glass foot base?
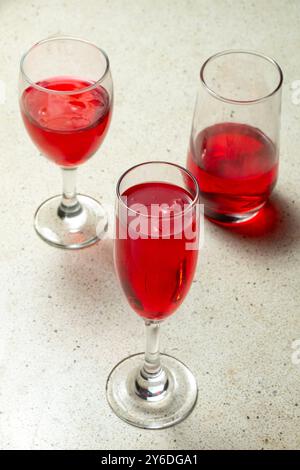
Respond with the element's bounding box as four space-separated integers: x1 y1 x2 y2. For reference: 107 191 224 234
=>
106 353 198 429
34 194 108 249
204 202 265 225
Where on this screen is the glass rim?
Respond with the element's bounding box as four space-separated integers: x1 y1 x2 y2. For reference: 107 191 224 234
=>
116 161 200 219
20 35 110 96
200 49 283 105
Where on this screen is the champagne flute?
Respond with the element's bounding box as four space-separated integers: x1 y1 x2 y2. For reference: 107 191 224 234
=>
107 161 200 429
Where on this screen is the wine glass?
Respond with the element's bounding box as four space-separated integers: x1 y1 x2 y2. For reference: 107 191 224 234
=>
106 161 200 429
187 50 283 224
19 36 113 249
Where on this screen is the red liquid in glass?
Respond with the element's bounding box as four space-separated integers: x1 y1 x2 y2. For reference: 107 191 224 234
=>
115 182 198 321
21 77 111 167
187 123 278 217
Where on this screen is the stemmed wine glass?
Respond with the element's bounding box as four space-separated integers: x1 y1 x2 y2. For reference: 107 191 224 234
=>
106 161 200 429
19 37 113 249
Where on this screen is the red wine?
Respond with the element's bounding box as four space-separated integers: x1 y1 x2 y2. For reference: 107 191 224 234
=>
21 76 111 167
187 123 278 217
115 182 198 321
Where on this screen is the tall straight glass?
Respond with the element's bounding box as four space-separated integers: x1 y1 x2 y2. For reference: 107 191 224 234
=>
107 162 200 429
187 50 283 224
19 37 113 249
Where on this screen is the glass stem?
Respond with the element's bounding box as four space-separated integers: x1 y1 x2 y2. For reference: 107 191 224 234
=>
135 320 169 401
143 320 162 376
58 167 82 218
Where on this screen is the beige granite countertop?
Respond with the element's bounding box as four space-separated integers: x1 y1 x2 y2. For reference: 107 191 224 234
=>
0 0 300 450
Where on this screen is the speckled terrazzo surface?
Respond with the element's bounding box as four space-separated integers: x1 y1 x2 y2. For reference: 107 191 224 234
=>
0 0 300 450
